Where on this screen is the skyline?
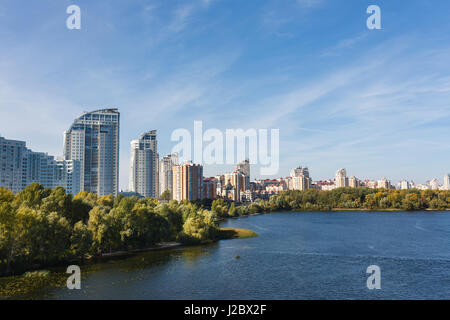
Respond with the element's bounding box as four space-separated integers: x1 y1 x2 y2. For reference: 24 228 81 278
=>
1 0 450 190
1 121 449 190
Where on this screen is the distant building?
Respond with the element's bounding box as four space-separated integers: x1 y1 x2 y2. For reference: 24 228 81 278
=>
202 177 217 200
0 136 27 193
64 108 120 196
0 135 81 194
55 159 82 195
444 174 450 191
335 168 349 188
129 130 158 198
241 190 255 203
22 151 58 189
290 166 311 191
223 171 246 202
236 159 250 190
428 179 440 190
377 177 391 189
349 176 360 188
159 153 179 197
400 180 411 190
172 162 203 201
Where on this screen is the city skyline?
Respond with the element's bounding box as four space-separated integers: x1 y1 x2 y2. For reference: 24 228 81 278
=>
1 1 450 189
1 123 449 195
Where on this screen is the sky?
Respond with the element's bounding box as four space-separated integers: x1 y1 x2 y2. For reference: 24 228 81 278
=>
0 0 449 190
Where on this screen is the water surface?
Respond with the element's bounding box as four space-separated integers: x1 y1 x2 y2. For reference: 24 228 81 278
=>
40 211 450 299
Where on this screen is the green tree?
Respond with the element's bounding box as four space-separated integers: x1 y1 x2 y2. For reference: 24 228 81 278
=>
228 202 237 217
161 190 171 201
70 221 93 260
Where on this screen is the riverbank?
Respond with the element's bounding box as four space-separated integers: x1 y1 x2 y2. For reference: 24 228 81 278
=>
0 227 257 299
98 242 183 258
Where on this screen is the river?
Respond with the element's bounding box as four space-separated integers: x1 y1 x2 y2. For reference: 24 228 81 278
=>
28 211 450 299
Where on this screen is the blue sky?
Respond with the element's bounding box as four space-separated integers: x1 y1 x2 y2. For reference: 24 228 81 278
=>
0 0 449 190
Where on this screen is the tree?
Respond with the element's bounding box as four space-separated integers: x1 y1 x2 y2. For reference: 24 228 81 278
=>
70 221 93 260
211 199 228 217
402 193 421 211
88 206 121 253
40 186 73 221
13 183 49 209
161 190 171 201
0 187 14 203
228 202 237 217
182 211 219 243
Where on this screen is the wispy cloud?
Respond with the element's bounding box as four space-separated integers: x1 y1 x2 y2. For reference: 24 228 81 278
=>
297 0 324 8
321 32 369 57
1 0 450 187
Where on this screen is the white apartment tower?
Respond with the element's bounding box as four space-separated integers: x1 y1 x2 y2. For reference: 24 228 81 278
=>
1 135 81 194
0 136 27 193
428 179 440 190
444 174 450 191
377 177 391 189
129 130 158 198
290 166 311 191
400 180 411 190
335 168 349 188
64 108 120 196
159 153 179 197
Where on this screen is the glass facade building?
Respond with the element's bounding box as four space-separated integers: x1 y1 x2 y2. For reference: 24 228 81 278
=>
64 108 120 196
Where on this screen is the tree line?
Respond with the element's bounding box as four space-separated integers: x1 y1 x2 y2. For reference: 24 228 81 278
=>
0 184 220 276
210 188 450 218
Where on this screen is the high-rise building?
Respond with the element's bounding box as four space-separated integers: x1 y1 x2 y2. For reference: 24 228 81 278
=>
129 130 158 198
172 162 203 201
223 170 246 201
335 168 349 188
64 108 120 196
55 159 82 195
349 176 360 188
290 166 311 191
444 174 450 191
400 180 411 190
428 179 440 190
22 151 58 189
203 177 217 200
377 177 391 189
1 135 81 194
0 136 27 193
236 159 250 177
236 159 250 190
159 153 179 197
23 151 82 194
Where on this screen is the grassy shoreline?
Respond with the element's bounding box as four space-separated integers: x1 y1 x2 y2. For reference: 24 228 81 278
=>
218 228 259 239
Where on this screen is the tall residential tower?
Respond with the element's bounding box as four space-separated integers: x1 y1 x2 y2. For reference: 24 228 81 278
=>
159 153 179 197
0 136 27 193
444 174 450 191
129 130 158 198
172 162 203 201
64 108 120 196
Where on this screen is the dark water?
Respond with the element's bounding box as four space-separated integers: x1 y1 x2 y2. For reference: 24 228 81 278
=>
42 211 450 299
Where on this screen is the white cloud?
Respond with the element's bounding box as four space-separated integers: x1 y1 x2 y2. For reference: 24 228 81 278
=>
297 0 324 8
